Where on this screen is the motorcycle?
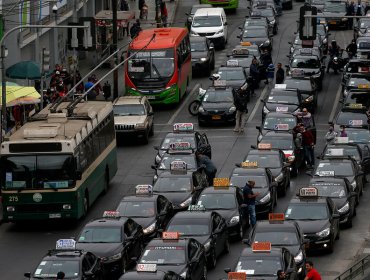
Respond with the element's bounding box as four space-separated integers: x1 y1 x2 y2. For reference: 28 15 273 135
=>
188 87 207 116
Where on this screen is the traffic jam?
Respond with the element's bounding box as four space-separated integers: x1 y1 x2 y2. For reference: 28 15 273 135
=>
16 0 370 280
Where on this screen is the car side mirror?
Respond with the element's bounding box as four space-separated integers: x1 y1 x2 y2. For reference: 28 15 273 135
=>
151 165 157 170
288 41 292 44
260 99 265 103
185 13 189 16
242 238 250 245
24 273 31 279
76 171 82 180
209 45 214 50
238 26 242 30
224 22 228 26
285 65 289 69
224 268 232 273
235 163 241 167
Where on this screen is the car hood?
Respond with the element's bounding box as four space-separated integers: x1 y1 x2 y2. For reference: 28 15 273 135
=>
192 51 209 59
255 188 270 201
114 115 146 125
202 102 234 111
268 167 284 178
159 192 191 206
130 217 156 229
154 264 187 275
295 219 330 234
76 243 122 258
265 103 299 113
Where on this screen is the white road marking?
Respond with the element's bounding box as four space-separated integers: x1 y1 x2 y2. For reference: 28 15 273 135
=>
329 84 343 122
167 83 200 125
247 85 268 123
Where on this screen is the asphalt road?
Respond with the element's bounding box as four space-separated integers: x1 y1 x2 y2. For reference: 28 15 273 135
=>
1 0 370 279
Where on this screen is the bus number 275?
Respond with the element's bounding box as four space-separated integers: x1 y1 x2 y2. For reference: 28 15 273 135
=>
9 196 18 202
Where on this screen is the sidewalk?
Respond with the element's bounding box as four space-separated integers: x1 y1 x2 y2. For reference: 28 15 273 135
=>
78 0 179 99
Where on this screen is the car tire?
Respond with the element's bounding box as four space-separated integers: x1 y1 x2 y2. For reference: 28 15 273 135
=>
121 256 127 275
236 223 244 241
149 124 154 136
207 248 217 268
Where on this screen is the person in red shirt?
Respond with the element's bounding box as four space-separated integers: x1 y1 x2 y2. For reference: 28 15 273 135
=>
300 124 315 169
305 261 321 280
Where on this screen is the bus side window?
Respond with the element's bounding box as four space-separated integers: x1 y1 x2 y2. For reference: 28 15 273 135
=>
177 49 182 68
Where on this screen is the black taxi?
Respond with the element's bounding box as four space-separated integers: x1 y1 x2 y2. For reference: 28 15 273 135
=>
333 106 369 129
76 212 144 277
116 185 174 240
25 239 103 280
137 232 207 280
285 187 340 253
166 206 229 268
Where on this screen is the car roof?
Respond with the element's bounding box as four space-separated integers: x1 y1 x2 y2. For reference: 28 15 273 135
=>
231 167 268 175
254 220 299 231
172 210 213 219
114 96 146 105
44 250 86 260
156 171 193 178
264 112 296 118
201 186 238 194
147 238 188 247
120 271 168 280
262 131 293 138
248 149 281 155
218 66 244 71
289 197 328 203
310 177 347 184
240 246 282 257
86 217 128 227
121 195 159 202
317 158 353 163
194 7 224 16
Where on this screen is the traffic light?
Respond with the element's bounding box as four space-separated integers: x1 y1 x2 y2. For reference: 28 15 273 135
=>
299 4 317 41
41 48 50 73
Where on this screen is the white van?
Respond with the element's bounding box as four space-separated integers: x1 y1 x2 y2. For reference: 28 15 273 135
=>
190 8 228 49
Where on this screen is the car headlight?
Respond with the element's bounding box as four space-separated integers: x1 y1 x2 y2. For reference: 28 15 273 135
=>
304 95 314 102
259 192 271 203
143 222 156 234
265 40 270 45
198 106 205 113
102 252 122 263
344 89 349 97
200 58 207 62
270 20 276 25
316 227 330 237
155 154 161 164
135 123 146 129
180 271 187 278
294 250 303 263
153 175 158 181
229 215 240 225
229 106 236 113
338 202 350 214
323 38 327 44
204 240 211 251
263 106 270 114
180 197 192 208
288 155 295 162
274 172 284 182
351 180 357 191
215 29 223 35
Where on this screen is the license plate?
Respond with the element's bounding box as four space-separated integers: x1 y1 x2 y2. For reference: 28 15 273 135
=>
146 96 156 100
329 21 336 24
212 115 221 120
49 213 61 219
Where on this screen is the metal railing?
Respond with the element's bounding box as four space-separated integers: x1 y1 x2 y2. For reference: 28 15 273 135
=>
334 255 370 280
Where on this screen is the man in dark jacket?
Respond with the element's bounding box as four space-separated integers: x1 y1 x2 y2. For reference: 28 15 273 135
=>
196 150 217 186
130 19 142 39
250 58 259 95
233 88 249 133
346 39 357 58
276 63 285 84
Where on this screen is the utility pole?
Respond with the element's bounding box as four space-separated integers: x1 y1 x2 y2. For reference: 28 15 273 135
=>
112 0 118 99
155 0 162 28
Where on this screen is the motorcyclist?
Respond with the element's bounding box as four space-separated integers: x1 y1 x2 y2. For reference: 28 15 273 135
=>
346 39 357 59
327 40 341 74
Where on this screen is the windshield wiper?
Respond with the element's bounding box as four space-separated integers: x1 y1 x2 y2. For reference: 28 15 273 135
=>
151 63 164 81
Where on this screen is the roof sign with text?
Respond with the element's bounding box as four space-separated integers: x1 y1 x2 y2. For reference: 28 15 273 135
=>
228 272 247 280
214 79 227 87
169 142 192 151
56 239 76 250
258 143 272 150
269 213 285 221
173 123 194 133
136 263 157 272
162 232 180 240
241 161 258 168
213 177 230 187
299 187 318 197
349 120 363 126
274 124 289 130
316 170 335 177
170 160 187 174
103 210 120 218
334 137 349 144
188 205 206 211
135 185 153 196
252 242 272 252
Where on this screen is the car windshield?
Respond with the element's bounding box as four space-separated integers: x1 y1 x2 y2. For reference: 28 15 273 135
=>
311 183 347 198
167 218 210 235
260 138 293 150
348 76 370 87
294 37 320 46
191 40 207 52
197 193 236 210
245 155 282 168
285 79 313 91
128 49 175 80
286 203 329 220
78 227 122 243
324 146 360 161
0 155 75 190
347 129 370 143
324 1 346 12
203 90 233 103
253 9 274 17
33 260 79 278
312 0 325 4
140 246 186 264
218 69 245 80
117 201 156 217
161 135 196 150
154 177 192 192
254 231 299 245
236 256 281 276
230 175 268 188
192 15 222 27
315 162 355 176
113 104 145 116
159 155 197 170
243 28 267 38
336 112 368 126
263 116 296 130
292 57 320 68
346 93 370 107
244 20 267 27
267 94 299 104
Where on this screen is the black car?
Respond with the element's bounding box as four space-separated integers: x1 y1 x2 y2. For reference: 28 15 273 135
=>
154 123 211 164
195 185 245 240
153 169 208 211
250 6 278 35
166 209 229 268
119 268 183 280
332 108 369 129
309 177 357 228
238 26 272 51
289 34 323 57
322 0 348 29
190 36 215 76
343 74 370 98
342 60 370 88
257 131 304 177
313 158 365 205
341 90 370 109
216 66 248 90
354 18 370 40
226 46 254 74
240 17 271 36
197 86 236 126
229 166 277 217
185 4 212 30
246 220 307 276
244 148 290 196
25 239 104 280
116 190 174 241
284 77 318 110
224 245 298 279
261 89 302 118
138 235 207 280
76 214 144 277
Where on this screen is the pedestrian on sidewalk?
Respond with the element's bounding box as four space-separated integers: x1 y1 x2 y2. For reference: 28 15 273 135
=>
233 87 249 133
130 19 142 39
139 0 145 19
295 108 312 128
120 0 129 11
304 261 321 280
300 125 315 169
161 2 168 27
276 62 285 84
242 180 259 227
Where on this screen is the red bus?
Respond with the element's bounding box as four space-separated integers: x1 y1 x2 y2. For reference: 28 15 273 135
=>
125 28 192 104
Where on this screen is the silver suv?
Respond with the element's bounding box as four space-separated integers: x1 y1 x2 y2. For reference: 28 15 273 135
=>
113 96 154 144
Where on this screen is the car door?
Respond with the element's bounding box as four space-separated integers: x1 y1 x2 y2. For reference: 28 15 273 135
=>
213 213 225 256
327 199 339 239
192 240 206 280
85 253 101 279
188 240 199 279
82 255 94 279
145 100 154 127
124 219 138 259
235 188 244 222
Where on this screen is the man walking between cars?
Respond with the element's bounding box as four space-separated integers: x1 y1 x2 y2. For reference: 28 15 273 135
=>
304 261 322 280
196 149 217 186
233 87 249 133
242 180 259 227
300 125 315 169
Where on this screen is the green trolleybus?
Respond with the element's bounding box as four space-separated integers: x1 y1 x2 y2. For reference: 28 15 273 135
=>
199 0 239 10
0 101 117 222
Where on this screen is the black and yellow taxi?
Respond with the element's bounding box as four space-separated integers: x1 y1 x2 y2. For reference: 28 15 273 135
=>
24 239 104 280
244 144 290 196
166 205 229 268
230 162 277 217
245 214 307 276
284 77 318 110
343 74 370 98
154 123 211 165
116 185 174 241
153 161 208 211
341 59 370 86
224 242 299 279
195 179 246 240
75 211 144 277
137 232 207 280
341 92 370 109
226 46 254 71
119 264 183 280
332 105 369 129
285 187 340 253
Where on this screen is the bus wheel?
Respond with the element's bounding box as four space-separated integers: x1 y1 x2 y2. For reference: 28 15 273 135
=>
83 192 89 217
103 168 110 194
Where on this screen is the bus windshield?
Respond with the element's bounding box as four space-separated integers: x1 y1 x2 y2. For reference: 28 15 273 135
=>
0 154 76 189
127 49 175 80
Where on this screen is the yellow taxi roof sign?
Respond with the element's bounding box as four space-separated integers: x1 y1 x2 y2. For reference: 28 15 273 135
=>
258 143 272 150
252 242 272 252
348 103 363 109
269 213 285 221
358 84 370 89
228 272 247 280
162 232 180 240
241 161 258 168
240 41 252 46
213 177 230 187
